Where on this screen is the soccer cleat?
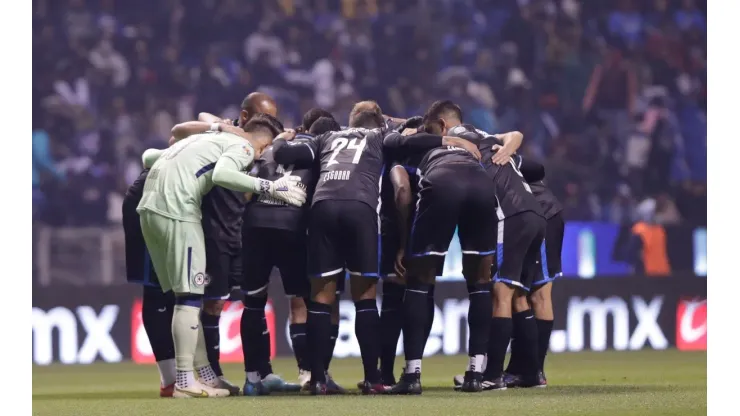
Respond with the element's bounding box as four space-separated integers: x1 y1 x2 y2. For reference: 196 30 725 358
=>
309 381 329 396
503 372 521 388
160 383 175 397
537 371 548 387
481 376 507 391
173 381 230 398
298 369 312 391
360 381 390 395
261 373 302 393
242 380 270 396
202 376 240 396
389 373 422 395
503 372 541 388
460 371 483 393
325 373 347 394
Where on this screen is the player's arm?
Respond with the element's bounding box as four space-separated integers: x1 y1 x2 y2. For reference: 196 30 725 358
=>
198 112 224 124
390 164 412 278
489 131 523 165
171 121 246 141
142 148 166 168
273 131 317 166
384 131 481 160
212 144 306 206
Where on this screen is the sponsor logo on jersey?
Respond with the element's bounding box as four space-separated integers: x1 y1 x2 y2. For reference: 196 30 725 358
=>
131 300 276 363
193 272 206 287
676 298 707 351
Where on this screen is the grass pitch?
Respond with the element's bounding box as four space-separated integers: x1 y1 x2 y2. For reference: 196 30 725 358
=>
33 350 706 416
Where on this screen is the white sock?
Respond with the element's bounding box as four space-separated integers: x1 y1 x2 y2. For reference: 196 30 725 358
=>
197 365 218 385
467 354 485 372
405 359 421 374
176 370 196 388
157 358 176 387
482 354 488 373
247 371 261 383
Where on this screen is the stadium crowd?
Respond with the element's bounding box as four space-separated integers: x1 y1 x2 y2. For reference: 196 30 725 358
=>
32 0 706 227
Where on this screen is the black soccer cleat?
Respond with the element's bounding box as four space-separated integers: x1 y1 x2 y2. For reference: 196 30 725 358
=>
361 381 390 395
481 375 508 391
538 371 548 387
460 371 483 393
308 381 329 396
389 373 422 395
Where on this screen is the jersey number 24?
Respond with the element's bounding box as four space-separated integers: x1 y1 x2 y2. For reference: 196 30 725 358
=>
327 137 366 166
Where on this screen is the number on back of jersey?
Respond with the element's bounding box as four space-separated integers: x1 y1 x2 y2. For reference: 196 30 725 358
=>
327 137 367 166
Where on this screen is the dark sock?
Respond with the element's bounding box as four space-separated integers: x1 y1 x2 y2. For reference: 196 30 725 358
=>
307 302 332 383
380 282 404 381
512 310 539 378
141 287 175 361
241 297 272 377
484 317 513 379
467 283 492 368
200 312 222 376
536 319 554 372
289 323 309 371
325 323 339 371
402 282 431 367
354 299 381 383
505 334 521 375
423 285 436 344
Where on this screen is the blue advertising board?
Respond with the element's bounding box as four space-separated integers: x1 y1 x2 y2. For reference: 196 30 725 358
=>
436 223 706 281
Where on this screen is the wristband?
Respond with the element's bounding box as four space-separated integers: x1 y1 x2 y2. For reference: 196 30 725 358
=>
210 122 221 132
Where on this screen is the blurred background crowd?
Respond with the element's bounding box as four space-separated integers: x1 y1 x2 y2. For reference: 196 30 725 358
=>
32 0 707 227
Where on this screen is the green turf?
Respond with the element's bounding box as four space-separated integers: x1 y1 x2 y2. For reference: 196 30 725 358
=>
33 350 706 416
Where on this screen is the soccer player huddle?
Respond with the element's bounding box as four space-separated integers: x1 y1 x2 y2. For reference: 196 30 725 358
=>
122 92 564 398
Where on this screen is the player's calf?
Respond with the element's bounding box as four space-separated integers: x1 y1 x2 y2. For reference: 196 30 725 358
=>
171 294 230 398
240 294 272 395
379 280 404 385
530 282 554 377
141 286 177 396
306 277 338 393
460 254 494 393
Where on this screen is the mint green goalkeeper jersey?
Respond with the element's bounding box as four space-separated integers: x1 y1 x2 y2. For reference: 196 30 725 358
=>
137 131 255 223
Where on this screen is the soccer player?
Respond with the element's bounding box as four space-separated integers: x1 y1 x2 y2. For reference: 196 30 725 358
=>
123 168 177 397
438 103 546 390
274 102 391 395
503 178 563 387
383 104 498 394
239 116 342 396
198 96 281 395
136 119 307 398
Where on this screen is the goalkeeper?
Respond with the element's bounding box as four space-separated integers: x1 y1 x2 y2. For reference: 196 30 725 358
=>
136 117 306 398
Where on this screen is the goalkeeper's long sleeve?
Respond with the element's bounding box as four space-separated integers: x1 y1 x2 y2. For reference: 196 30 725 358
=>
211 155 268 194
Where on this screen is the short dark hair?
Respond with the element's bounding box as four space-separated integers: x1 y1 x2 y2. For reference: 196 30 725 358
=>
243 113 284 138
423 100 463 124
309 117 341 135
301 108 334 131
349 110 384 129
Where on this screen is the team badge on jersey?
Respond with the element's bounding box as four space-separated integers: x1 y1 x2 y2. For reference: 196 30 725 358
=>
243 145 253 158
193 272 206 287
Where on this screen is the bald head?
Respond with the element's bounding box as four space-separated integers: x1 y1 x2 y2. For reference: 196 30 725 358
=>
239 92 278 127
349 100 382 127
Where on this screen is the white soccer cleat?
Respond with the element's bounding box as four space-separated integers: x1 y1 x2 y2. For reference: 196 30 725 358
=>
173 381 230 398
298 369 311 390
201 376 240 396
